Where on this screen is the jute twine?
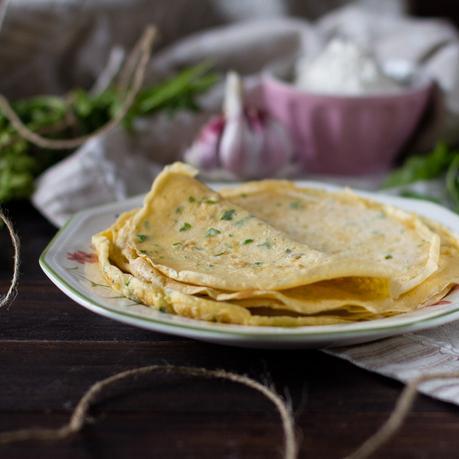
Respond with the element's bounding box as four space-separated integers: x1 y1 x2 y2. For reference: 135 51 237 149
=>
0 365 298 459
0 25 156 150
1 22 459 459
344 371 459 459
0 210 20 309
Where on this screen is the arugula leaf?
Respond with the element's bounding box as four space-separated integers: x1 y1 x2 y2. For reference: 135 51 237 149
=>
381 142 459 213
124 62 218 128
382 142 457 188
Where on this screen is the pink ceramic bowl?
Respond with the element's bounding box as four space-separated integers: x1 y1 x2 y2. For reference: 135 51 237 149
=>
249 76 433 175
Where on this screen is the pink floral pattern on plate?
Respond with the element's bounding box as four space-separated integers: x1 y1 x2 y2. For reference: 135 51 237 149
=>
66 250 98 264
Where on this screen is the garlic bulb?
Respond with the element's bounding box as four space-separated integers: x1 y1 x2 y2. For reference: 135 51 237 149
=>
184 72 294 179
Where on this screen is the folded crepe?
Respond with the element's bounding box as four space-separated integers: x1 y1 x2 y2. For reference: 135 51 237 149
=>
92 162 458 327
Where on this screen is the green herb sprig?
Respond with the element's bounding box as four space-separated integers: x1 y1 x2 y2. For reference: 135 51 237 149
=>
382 142 459 212
0 63 218 204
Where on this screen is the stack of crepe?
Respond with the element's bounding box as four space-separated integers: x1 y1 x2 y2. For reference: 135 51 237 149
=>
92 163 459 326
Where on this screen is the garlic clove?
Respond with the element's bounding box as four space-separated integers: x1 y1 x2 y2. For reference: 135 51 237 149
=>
219 114 263 178
220 72 293 178
184 71 295 179
183 115 224 170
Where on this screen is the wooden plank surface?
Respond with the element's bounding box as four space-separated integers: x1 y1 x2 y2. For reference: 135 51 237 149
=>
1 202 459 458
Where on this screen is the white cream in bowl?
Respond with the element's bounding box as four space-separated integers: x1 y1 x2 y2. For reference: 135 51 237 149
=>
295 39 404 95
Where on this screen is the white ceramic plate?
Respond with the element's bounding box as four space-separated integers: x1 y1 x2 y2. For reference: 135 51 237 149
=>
40 182 459 349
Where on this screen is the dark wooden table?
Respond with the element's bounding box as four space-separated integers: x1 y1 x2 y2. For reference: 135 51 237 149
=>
1 203 459 459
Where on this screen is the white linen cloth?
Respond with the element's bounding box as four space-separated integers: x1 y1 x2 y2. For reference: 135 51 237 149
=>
328 323 459 405
4 2 459 406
